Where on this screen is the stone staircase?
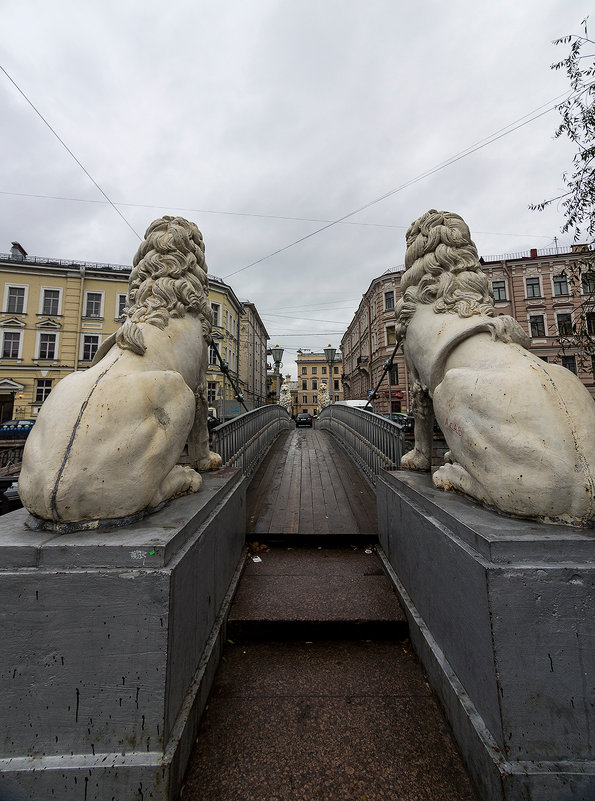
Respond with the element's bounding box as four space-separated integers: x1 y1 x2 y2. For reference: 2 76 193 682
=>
179 543 479 801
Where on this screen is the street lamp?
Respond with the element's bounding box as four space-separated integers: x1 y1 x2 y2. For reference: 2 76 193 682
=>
323 344 336 402
271 344 284 403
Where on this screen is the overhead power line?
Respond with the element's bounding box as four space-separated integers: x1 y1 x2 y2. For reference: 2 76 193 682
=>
222 90 573 280
0 65 141 240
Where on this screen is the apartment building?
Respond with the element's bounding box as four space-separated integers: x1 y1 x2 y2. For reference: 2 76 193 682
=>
341 245 595 413
238 301 269 410
296 349 344 416
0 245 268 422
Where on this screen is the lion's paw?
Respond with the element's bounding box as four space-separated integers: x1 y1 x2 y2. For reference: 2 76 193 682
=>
400 449 431 471
197 451 222 472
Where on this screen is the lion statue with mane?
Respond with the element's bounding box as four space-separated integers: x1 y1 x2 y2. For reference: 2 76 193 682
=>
19 216 222 531
396 209 595 526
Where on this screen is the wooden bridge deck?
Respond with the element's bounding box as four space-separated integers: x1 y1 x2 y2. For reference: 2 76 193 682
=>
246 427 377 537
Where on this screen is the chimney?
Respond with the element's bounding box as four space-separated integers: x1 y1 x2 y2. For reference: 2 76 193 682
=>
10 242 27 261
530 248 538 259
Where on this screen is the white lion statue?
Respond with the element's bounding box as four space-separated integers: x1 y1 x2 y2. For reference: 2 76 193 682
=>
279 380 292 415
317 381 330 413
396 209 595 526
19 216 222 531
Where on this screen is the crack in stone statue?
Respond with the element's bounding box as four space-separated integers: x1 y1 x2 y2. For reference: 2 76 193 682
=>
396 209 595 527
19 216 222 532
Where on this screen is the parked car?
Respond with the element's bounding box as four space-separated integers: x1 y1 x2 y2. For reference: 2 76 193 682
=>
382 412 414 432
0 419 36 439
295 413 313 428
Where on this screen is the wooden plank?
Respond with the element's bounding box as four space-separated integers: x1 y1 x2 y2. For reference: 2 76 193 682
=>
247 431 291 535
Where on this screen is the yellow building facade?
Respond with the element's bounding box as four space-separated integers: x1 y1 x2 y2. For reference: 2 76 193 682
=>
0 247 266 423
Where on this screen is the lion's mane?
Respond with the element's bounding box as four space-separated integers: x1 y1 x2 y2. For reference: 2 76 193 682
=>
395 210 495 338
117 216 213 355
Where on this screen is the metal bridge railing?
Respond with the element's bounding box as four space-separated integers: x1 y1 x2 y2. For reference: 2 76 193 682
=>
211 404 292 479
317 404 404 486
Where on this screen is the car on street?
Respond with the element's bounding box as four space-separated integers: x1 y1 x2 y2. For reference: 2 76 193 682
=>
295 413 313 427
0 419 36 439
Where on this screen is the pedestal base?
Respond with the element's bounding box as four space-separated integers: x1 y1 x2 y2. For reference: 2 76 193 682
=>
0 469 246 801
377 470 594 801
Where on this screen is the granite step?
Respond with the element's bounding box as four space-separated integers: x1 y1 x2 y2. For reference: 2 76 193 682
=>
227 544 408 640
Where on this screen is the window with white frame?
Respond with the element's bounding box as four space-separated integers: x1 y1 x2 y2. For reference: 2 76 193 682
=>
311 367 317 374
209 344 218 365
38 332 57 360
2 330 21 359
312 395 317 404
385 291 395 310
529 315 546 338
35 379 52 403
492 280 507 302
211 302 221 327
553 274 569 296
81 334 100 361
322 366 327 374
525 277 541 298
301 367 307 375
84 291 103 318
6 286 26 314
116 294 127 319
557 313 573 336
41 288 61 316
302 395 308 403
582 272 595 293
207 382 217 405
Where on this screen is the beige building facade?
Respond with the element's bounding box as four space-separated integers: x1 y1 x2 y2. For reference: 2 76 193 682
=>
296 349 344 416
238 301 269 410
341 245 595 413
0 246 268 423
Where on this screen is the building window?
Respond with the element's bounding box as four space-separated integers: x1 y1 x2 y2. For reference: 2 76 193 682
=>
334 366 339 374
84 292 102 318
35 379 52 403
389 364 399 384
529 315 546 337
312 367 317 374
557 313 573 337
301 367 307 375
302 395 308 403
334 380 339 391
386 325 396 346
209 344 218 365
207 382 217 405
82 335 100 361
385 291 395 310
211 302 221 327
582 272 595 294
539 356 548 362
42 289 60 316
561 355 577 374
587 312 595 336
2 331 21 358
116 294 127 319
322 366 327 374
312 379 318 390
553 274 569 296
492 281 507 302
302 380 307 390
525 277 541 298
38 332 57 359
6 286 25 314
312 395 317 404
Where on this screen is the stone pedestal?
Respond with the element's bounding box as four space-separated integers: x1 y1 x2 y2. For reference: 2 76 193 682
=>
0 468 246 801
377 470 594 801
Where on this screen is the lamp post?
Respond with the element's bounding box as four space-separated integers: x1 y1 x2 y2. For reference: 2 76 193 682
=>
271 344 284 404
323 344 336 402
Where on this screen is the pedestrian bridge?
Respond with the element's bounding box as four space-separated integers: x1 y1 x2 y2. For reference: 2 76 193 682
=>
1 404 591 801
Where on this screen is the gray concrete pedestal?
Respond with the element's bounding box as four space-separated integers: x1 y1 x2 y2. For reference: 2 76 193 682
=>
377 470 594 801
0 468 246 801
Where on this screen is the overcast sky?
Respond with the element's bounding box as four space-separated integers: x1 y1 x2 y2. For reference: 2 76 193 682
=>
1 0 589 378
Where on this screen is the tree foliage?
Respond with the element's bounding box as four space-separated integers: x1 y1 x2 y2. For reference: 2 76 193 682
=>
531 19 595 369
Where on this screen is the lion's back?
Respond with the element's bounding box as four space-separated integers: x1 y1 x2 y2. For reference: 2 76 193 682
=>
19 368 195 523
